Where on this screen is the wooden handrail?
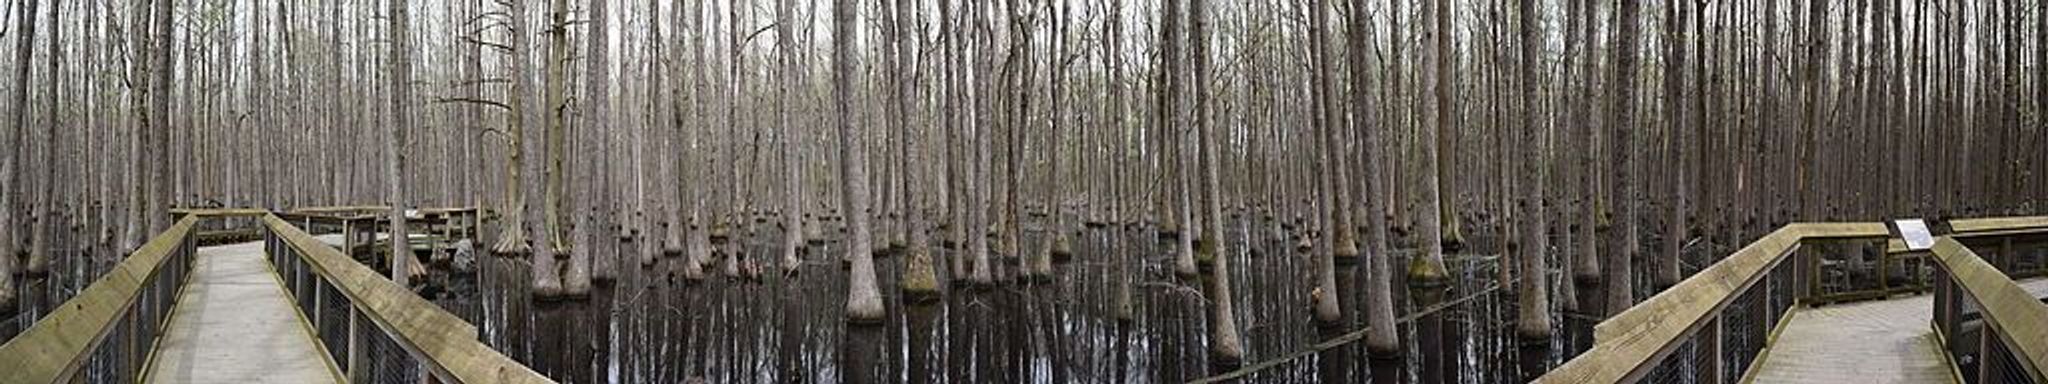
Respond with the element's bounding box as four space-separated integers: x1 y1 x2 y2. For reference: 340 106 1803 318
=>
1948 215 2048 235
261 214 552 384
169 207 272 218
289 205 393 215
1537 222 1891 383
0 216 199 384
1930 236 2048 382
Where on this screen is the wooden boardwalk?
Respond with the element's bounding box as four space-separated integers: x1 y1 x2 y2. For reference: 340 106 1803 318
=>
144 240 341 384
1750 278 2048 383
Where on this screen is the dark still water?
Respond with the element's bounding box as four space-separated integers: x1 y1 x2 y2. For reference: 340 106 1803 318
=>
449 215 1613 383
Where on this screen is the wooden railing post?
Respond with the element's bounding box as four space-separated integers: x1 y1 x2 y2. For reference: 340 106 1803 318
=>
342 219 356 260
1704 317 1724 384
348 307 363 384
1878 248 1892 294
1757 269 1774 333
1999 237 2013 273
1792 245 1813 303
1978 325 1994 384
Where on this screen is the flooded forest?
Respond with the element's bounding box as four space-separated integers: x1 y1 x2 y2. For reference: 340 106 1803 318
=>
1 0 2045 382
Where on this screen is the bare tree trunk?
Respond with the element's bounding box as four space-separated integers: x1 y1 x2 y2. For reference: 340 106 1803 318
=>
778 0 805 274
1798 0 1830 222
1000 0 1029 283
721 0 747 278
1515 0 1552 339
1158 0 1196 278
549 0 587 296
578 0 614 284
1409 0 1452 286
1104 0 1133 320
1190 0 1242 364
1655 0 1688 289
493 0 534 258
967 0 994 286
651 0 681 268
0 0 41 308
1345 0 1398 357
897 0 939 296
122 0 146 254
941 0 969 283
836 0 884 322
1025 0 1064 281
146 0 170 236
1307 0 1341 324
1606 0 1642 316
680 0 711 281
1568 0 1599 287
28 0 64 277
388 0 419 288
528 0 566 298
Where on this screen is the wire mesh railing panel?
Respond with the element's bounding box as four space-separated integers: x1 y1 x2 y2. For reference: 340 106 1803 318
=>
1933 269 1953 345
65 230 194 384
356 310 426 384
319 279 354 372
1983 329 2036 384
1721 275 1770 382
1640 334 1700 384
1952 286 1985 381
1766 259 1796 333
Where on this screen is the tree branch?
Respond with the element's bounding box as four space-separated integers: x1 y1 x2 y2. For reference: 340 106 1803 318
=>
434 97 515 111
461 36 516 53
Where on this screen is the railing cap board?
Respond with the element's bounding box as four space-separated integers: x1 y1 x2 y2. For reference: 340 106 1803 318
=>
289 206 480 219
1885 238 1916 255
1948 215 2048 234
262 214 554 384
1949 227 2048 240
289 205 392 214
171 208 273 217
1931 236 2048 382
1539 222 1890 384
0 216 200 384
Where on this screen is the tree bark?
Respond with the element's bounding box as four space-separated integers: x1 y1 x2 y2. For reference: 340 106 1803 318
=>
778 0 805 274
1104 0 1133 320
898 0 939 296
1190 0 1243 364
966 0 994 286
1349 0 1399 356
578 0 614 284
0 0 42 308
493 0 535 259
1655 0 1688 289
527 0 566 298
388 0 419 288
837 0 885 323
1307 0 1342 324
27 0 63 277
1158 0 1196 278
1409 0 1452 285
1515 0 1552 339
1606 0 1642 316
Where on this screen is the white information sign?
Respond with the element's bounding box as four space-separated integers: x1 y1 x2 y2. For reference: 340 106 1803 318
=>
1893 219 1934 251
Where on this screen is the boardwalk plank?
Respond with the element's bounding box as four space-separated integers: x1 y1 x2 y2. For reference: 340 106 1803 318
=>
145 241 341 384
1749 279 2048 383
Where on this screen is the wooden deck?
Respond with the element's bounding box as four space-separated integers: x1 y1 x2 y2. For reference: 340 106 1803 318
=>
144 240 341 384
1749 278 2048 383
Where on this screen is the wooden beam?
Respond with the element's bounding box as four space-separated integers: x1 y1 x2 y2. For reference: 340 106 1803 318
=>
1930 236 2048 383
1537 222 1890 383
262 214 554 384
0 216 199 384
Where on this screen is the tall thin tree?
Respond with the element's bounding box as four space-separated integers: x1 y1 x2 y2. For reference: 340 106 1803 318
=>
837 0 885 322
